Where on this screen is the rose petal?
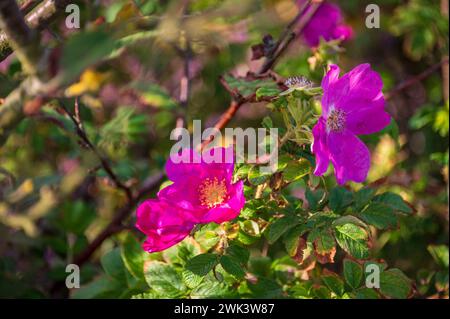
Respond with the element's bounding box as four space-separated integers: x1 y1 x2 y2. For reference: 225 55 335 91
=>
311 117 330 176
165 148 203 182
327 130 371 185
135 199 194 253
345 94 391 135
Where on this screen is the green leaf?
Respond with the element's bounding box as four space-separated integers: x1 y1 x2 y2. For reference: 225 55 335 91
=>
247 166 271 185
354 287 379 299
72 275 122 299
101 248 126 283
343 259 363 290
186 253 219 276
61 30 116 80
311 285 331 299
60 201 95 235
322 272 345 296
256 86 281 99
282 158 310 183
283 224 307 256
190 280 233 298
223 74 278 96
194 224 220 251
305 189 326 211
334 223 369 259
359 202 397 229
182 270 204 289
120 233 146 280
177 239 202 265
312 229 336 254
268 216 298 244
248 277 283 298
144 261 186 298
427 245 449 269
373 192 412 214
379 269 412 299
329 187 353 213
226 244 250 265
353 188 375 211
220 255 246 279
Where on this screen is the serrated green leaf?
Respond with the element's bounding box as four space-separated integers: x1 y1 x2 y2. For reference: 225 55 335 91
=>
223 74 278 97
120 233 146 280
190 279 233 298
283 224 307 256
247 166 271 185
322 272 345 296
354 287 379 299
359 202 397 229
72 275 122 299
144 261 186 298
186 253 219 276
353 188 375 211
312 229 336 253
343 259 363 290
220 255 246 279
329 187 353 213
182 270 204 289
334 224 369 259
268 216 298 244
427 245 449 269
247 277 283 298
311 285 331 299
101 248 127 283
305 188 326 211
226 244 250 265
282 158 310 182
379 269 412 299
256 86 281 99
373 192 412 214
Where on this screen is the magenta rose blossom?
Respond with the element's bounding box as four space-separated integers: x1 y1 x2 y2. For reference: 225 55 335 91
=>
160 147 245 224
136 146 245 252
298 0 353 47
312 63 391 185
136 199 195 253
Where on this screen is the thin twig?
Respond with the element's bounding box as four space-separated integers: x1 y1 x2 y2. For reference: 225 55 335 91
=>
59 101 133 202
260 0 317 73
385 58 449 100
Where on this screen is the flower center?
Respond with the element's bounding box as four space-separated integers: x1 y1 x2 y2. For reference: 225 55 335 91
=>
198 177 228 208
326 109 346 132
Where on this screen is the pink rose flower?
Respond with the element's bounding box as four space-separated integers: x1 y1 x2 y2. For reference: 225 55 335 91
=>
312 64 391 185
136 147 245 252
298 0 353 47
160 147 245 224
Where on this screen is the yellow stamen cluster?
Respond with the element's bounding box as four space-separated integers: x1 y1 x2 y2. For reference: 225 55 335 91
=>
198 177 228 208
